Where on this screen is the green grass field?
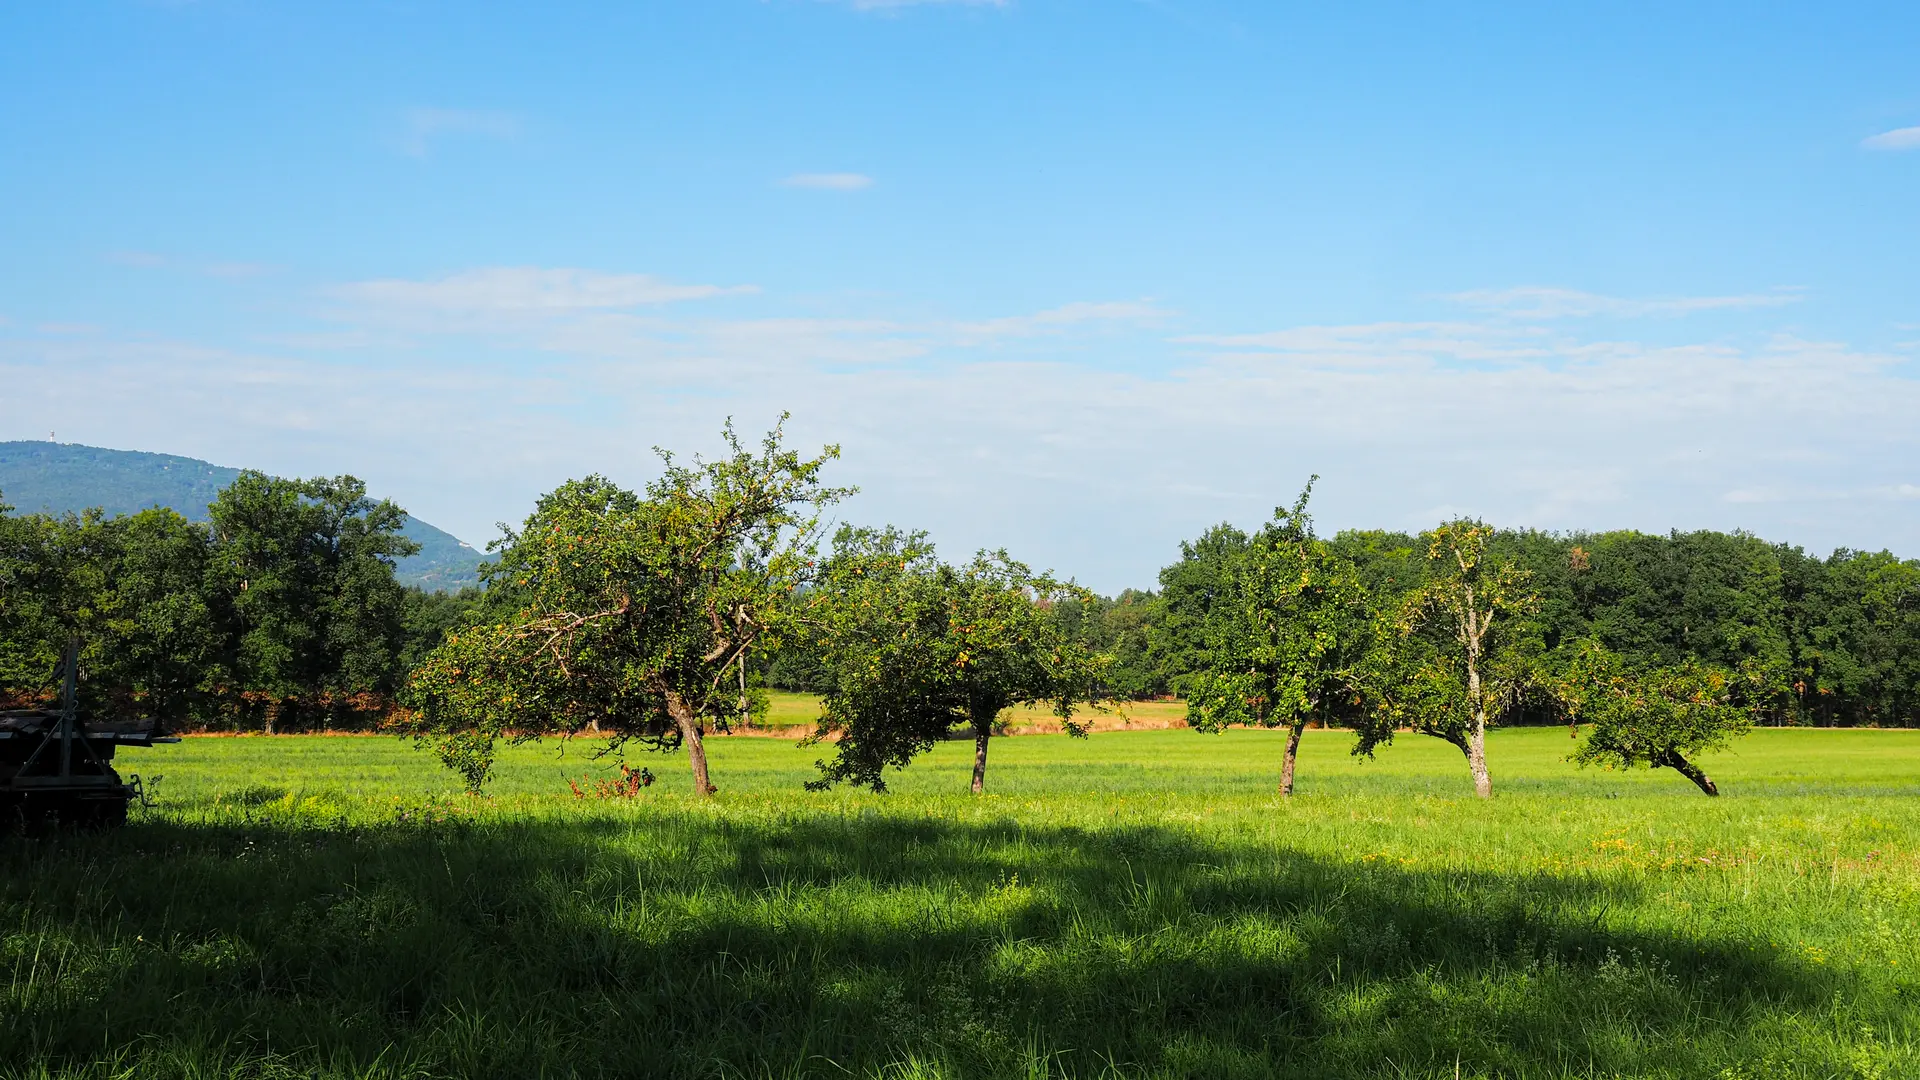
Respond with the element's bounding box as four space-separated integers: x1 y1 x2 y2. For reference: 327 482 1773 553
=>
5 723 1919 1079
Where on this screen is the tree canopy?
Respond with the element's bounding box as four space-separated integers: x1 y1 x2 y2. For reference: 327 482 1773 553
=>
404 420 849 793
1366 520 1542 798
1561 642 1754 795
803 527 1110 794
1183 480 1376 795
0 476 425 727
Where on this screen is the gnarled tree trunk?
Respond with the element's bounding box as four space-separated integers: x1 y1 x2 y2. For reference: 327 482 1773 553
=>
971 714 991 794
1279 721 1304 796
664 689 715 796
1653 748 1718 796
1466 720 1491 798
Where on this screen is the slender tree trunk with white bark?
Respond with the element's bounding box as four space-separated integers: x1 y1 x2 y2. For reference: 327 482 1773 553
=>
1463 586 1493 798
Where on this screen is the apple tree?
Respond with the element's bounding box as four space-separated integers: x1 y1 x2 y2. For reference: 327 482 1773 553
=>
803 527 1109 794
404 420 848 794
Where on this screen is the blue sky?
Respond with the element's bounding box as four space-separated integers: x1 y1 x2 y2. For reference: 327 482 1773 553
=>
2 0 1917 591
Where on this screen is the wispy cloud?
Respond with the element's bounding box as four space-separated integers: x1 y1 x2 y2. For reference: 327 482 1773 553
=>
780 172 874 191
1447 285 1802 319
12 272 1920 589
321 266 1157 370
1721 487 1787 504
397 107 520 157
955 300 1169 340
1179 321 1551 367
331 268 756 315
13 312 1919 589
1862 126 1920 151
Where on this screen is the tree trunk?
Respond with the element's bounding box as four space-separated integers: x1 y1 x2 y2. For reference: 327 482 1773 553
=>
1467 721 1491 798
971 714 992 795
1279 721 1304 796
264 700 277 737
1655 749 1719 796
1463 600 1492 799
664 690 715 796
737 653 749 730
1463 679 1493 799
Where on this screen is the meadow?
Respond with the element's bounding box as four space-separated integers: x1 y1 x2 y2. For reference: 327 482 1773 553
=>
4 716 1919 1079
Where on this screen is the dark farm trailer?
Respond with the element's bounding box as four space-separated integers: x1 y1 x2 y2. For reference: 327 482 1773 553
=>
0 644 177 828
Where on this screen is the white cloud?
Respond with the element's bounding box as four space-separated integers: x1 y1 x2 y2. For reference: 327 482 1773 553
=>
1722 488 1786 504
1862 126 1920 151
955 300 1169 340
331 268 755 315
1447 286 1802 319
322 269 1159 370
548 314 931 370
397 107 520 157
780 172 874 191
10 279 1920 590
1180 321 1551 367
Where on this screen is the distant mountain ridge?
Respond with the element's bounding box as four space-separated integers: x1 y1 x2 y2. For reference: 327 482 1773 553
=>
0 441 482 591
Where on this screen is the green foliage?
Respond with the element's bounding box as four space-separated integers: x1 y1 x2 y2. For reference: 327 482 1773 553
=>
804 527 1112 793
0 494 60 697
1785 548 1920 726
1151 522 1251 697
0 505 226 715
0 440 481 590
207 472 420 720
9 437 1920 742
1048 588 1164 700
404 419 850 793
1361 520 1542 796
398 585 486 673
0 473 420 728
82 508 225 717
430 730 500 794
1563 642 1755 794
1183 480 1378 793
799 527 962 791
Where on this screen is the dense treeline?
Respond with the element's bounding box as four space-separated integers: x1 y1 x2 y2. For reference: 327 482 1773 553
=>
4 440 1917 751
0 475 478 731
752 521 1920 730
1139 524 1920 729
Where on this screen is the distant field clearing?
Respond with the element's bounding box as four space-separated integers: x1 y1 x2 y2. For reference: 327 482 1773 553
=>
755 691 1187 735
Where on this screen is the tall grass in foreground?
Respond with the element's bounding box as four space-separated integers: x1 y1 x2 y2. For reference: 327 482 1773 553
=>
4 728 1918 1079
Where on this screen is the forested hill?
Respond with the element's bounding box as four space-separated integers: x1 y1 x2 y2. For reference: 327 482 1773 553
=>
0 441 482 591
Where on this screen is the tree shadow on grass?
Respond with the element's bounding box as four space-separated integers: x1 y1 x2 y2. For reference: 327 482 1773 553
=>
0 806 1880 1080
